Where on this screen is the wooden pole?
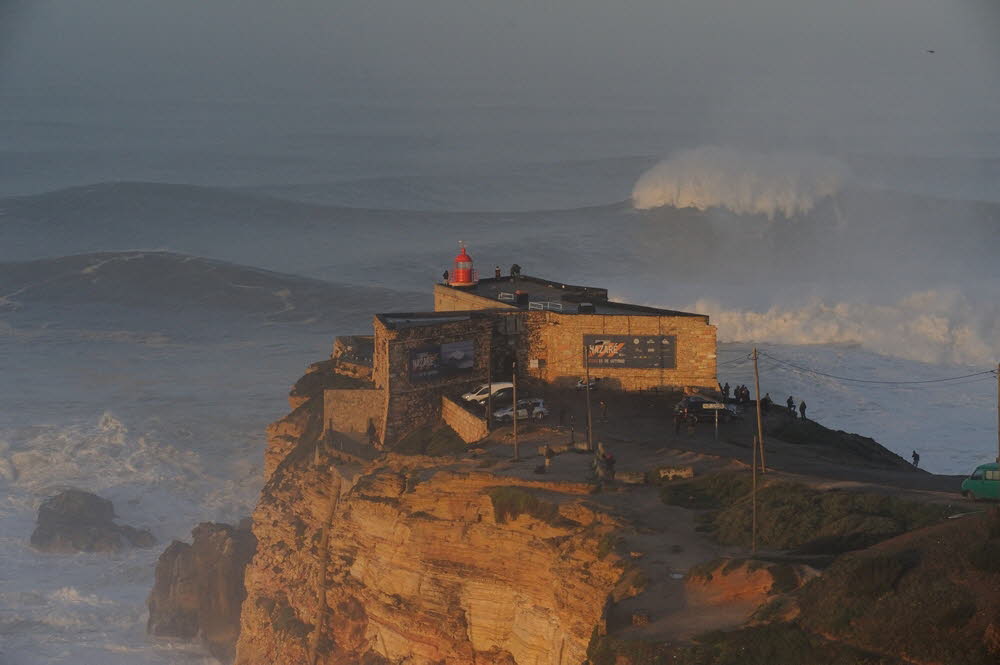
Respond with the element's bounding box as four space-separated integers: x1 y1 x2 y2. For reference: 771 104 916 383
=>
752 435 758 554
584 343 594 452
753 348 767 472
996 362 999 464
486 340 493 432
512 359 519 461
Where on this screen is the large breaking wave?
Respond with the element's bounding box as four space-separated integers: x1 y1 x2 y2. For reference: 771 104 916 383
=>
632 146 850 219
686 290 1000 366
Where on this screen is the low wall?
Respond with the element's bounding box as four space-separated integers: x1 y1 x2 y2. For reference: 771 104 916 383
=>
441 396 489 444
324 388 386 438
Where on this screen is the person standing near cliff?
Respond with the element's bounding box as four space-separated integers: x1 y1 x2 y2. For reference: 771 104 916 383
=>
495 265 501 279
786 395 795 416
799 400 807 420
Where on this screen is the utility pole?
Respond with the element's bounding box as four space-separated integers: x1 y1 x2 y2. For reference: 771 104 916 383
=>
584 343 594 451
512 359 519 461
996 362 999 464
486 340 493 432
752 435 758 554
753 348 767 472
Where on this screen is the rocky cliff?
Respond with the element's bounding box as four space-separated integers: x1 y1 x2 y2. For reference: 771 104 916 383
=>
234 429 633 665
148 521 257 662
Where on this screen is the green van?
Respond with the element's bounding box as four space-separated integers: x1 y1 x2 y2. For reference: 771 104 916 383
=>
960 462 1000 501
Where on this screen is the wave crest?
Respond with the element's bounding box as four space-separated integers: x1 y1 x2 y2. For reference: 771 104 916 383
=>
632 146 849 219
687 290 999 366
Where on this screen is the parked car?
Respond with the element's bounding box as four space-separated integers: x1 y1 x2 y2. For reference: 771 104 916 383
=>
494 398 548 423
961 462 1000 501
575 377 601 391
673 395 738 422
462 382 514 403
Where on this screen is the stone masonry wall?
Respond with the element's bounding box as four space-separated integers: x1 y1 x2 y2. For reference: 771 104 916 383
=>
375 316 493 445
324 388 386 437
522 311 717 390
433 284 516 312
440 396 488 444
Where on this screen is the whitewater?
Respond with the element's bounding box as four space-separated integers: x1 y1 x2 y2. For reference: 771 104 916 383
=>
0 93 997 665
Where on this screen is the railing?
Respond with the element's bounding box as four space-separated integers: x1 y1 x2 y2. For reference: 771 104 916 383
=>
497 291 516 301
528 300 564 311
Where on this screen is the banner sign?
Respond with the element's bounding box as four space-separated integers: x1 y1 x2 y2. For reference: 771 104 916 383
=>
584 335 676 369
409 339 476 382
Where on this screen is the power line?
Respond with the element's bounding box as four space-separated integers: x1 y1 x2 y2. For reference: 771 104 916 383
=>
759 351 997 386
718 353 752 367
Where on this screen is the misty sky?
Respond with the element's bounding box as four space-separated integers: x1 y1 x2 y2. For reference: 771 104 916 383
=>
2 0 999 185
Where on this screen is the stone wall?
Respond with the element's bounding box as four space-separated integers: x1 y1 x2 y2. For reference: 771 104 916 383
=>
433 284 516 312
441 396 488 444
520 311 717 391
324 388 386 438
374 315 493 445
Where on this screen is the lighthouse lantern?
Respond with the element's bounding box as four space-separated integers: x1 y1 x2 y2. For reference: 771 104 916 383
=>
448 241 478 287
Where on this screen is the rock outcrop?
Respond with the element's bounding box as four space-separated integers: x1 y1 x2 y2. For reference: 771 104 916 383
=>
30 489 155 553
148 521 257 662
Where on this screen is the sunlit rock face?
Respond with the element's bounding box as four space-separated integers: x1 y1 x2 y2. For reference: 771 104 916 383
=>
234 401 627 665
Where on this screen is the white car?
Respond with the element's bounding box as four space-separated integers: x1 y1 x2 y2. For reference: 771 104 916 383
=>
493 398 548 423
462 382 514 403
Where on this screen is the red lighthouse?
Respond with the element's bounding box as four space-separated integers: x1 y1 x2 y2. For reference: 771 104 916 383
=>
448 241 478 287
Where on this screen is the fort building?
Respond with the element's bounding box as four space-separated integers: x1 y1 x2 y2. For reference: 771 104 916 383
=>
324 243 718 447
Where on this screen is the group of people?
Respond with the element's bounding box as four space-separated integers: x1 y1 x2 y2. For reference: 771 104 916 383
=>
786 395 808 420
722 382 752 403
722 383 809 420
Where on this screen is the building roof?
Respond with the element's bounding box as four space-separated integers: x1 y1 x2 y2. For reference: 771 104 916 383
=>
454 275 707 319
376 310 500 330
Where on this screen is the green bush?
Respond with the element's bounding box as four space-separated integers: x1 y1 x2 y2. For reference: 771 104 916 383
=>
488 487 559 524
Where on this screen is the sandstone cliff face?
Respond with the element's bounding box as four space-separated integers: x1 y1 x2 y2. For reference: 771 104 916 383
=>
148 521 257 662
235 424 630 665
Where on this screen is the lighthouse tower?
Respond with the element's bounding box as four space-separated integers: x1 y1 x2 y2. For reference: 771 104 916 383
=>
448 241 478 287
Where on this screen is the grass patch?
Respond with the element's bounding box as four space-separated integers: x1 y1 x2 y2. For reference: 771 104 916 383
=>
670 623 900 665
661 472 954 554
587 627 669 665
393 425 466 456
488 487 559 524
659 472 753 510
796 516 998 665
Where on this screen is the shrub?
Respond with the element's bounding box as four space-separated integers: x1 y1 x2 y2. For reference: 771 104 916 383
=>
393 425 466 456
597 533 624 560
487 487 559 524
